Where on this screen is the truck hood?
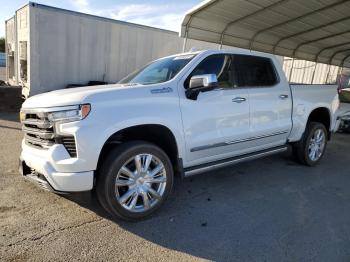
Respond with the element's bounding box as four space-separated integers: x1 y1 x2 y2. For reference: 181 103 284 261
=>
22 83 150 109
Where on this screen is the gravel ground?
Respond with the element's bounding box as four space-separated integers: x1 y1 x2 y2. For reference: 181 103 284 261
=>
1 112 350 262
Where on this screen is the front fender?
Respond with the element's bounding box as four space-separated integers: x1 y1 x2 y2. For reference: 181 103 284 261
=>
70 93 185 171
98 117 185 160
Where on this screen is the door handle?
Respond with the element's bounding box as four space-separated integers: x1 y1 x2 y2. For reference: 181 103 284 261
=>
279 94 289 100
232 97 246 103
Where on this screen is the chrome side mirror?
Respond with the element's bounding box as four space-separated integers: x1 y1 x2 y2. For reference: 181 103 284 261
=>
186 74 218 100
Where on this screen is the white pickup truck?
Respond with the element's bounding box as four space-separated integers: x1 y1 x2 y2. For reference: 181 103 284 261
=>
19 49 340 220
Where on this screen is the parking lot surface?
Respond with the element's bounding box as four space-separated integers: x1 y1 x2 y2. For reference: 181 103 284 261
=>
1 112 350 261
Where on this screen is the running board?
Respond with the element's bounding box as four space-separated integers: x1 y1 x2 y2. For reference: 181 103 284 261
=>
184 146 288 177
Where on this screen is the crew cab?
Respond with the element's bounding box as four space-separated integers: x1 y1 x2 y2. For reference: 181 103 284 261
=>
19 49 340 220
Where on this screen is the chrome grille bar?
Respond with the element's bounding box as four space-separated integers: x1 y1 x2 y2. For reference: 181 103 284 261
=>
22 110 55 149
22 126 55 139
24 134 55 147
22 109 77 156
22 119 52 129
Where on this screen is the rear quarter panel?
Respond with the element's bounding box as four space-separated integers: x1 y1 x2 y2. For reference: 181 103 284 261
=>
288 84 339 142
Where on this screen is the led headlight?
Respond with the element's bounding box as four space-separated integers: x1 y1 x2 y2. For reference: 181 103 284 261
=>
47 104 91 123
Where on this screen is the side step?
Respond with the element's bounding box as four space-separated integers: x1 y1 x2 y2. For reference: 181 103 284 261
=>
184 146 288 177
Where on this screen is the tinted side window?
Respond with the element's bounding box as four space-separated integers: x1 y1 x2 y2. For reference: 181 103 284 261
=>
234 55 277 87
187 54 233 88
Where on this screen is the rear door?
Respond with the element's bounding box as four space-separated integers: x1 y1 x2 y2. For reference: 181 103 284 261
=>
233 54 292 148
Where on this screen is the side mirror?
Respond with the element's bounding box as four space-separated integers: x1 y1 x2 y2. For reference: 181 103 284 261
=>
186 74 218 100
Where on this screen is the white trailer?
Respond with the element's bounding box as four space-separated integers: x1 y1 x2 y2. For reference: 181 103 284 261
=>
5 2 217 99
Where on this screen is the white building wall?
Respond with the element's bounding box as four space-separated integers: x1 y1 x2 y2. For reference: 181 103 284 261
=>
16 5 30 94
28 4 219 96
5 17 17 85
283 58 340 85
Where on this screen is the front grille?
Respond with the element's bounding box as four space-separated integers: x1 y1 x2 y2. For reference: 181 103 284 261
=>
22 110 77 157
22 111 55 149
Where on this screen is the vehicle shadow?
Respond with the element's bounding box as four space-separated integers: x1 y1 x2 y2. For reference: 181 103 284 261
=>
64 150 321 261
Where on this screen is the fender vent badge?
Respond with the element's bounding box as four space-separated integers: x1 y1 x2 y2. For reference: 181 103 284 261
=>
150 87 173 94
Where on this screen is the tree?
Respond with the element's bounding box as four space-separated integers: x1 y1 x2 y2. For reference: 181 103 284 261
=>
0 38 5 53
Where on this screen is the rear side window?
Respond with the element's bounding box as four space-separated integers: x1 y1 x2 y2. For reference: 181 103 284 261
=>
233 55 278 87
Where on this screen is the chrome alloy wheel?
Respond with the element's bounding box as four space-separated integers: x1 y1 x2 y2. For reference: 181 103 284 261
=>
308 128 326 161
115 154 167 213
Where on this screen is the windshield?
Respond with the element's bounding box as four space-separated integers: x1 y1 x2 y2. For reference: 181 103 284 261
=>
118 54 196 85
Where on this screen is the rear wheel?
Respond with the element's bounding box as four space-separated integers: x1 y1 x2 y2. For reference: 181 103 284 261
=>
96 141 174 221
293 122 328 166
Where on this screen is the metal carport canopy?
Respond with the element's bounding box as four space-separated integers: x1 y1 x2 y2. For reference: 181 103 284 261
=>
180 0 350 68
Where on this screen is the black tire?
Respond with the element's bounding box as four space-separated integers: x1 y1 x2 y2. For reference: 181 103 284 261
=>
96 141 174 221
293 122 328 166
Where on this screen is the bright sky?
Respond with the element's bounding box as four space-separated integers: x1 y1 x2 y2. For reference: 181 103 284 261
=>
0 0 202 37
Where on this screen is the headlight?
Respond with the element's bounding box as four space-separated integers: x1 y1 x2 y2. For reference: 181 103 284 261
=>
48 104 91 123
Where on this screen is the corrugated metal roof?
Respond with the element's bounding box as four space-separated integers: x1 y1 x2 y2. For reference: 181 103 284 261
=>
180 0 350 67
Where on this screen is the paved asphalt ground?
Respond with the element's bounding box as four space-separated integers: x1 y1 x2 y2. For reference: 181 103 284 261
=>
1 112 350 261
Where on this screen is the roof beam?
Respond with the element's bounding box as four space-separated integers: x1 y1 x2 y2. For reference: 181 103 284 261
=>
328 49 350 65
292 29 350 57
219 0 288 47
182 0 219 38
249 0 349 50
272 16 350 54
314 41 350 63
342 54 350 67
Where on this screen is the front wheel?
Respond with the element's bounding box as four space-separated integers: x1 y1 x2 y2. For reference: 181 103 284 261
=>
293 122 328 166
96 141 174 221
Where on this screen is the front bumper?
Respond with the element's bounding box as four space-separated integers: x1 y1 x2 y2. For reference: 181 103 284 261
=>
20 141 94 192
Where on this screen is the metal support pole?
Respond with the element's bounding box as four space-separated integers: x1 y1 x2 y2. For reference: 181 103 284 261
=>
338 66 344 88
325 65 331 84
182 35 188 53
339 66 343 77
311 62 317 84
288 58 295 82
219 34 224 50
301 60 307 84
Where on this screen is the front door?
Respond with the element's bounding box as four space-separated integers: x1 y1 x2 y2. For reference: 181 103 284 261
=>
179 54 251 167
